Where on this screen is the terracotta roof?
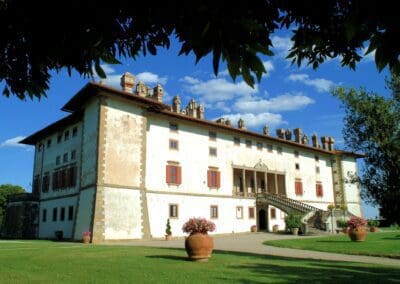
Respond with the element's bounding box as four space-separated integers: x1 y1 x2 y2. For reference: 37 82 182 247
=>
20 112 82 145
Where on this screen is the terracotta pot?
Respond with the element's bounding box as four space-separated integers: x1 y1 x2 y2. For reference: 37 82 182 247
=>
165 234 172 241
343 227 349 235
250 226 257 232
290 228 299 235
370 227 378 233
272 225 279 233
348 227 367 242
185 233 214 261
82 235 91 244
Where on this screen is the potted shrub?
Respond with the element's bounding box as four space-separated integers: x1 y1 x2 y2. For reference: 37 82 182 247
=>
368 219 380 232
182 217 216 261
165 218 172 240
250 225 257 232
284 214 302 235
82 231 91 244
347 216 368 242
55 230 63 241
337 219 349 234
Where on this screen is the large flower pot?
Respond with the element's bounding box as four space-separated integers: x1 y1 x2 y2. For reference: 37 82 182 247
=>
185 233 214 261
348 227 367 242
343 227 349 235
290 228 299 235
165 234 172 241
82 235 91 244
370 227 378 233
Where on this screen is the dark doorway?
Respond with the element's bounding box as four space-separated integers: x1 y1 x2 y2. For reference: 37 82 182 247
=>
258 209 266 231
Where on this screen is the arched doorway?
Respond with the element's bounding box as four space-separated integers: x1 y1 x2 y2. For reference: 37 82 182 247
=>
258 209 267 231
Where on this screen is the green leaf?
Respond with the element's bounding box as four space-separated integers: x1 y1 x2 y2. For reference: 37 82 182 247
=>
212 49 221 76
95 61 106 78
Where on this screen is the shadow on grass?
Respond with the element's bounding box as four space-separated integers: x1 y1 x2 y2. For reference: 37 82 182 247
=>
146 255 189 261
383 236 400 240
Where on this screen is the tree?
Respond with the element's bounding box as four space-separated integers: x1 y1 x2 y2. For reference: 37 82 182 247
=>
1 1 400 100
333 75 400 225
0 184 26 226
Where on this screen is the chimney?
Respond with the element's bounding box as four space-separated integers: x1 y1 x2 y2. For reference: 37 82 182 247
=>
328 137 335 151
197 105 204 119
321 136 329 150
216 118 225 124
263 125 269 135
301 134 309 145
293 128 302 143
238 118 245 129
136 81 147 97
276 128 285 139
225 119 231 126
187 99 197 117
285 129 292 140
312 133 319 148
152 83 163 102
172 95 181 113
120 72 135 93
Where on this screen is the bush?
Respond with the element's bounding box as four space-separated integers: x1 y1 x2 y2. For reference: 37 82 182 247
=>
165 219 172 235
182 217 216 234
347 216 367 229
337 219 347 228
284 214 302 229
367 219 380 227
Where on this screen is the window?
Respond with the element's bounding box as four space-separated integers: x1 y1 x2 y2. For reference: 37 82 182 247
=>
256 142 263 150
166 165 182 185
210 205 218 219
277 146 282 154
56 156 61 165
67 165 77 187
316 166 320 174
295 163 300 170
52 207 58 222
64 130 70 141
233 137 240 145
316 183 323 197
270 208 276 219
72 127 78 137
209 147 217 156
60 207 65 221
248 207 255 219
169 139 179 150
57 134 62 144
47 139 52 148
209 131 217 141
71 150 76 161
42 209 47 222
169 122 178 132
169 204 178 218
42 173 50 193
207 169 221 188
52 171 59 190
245 140 252 148
315 155 319 162
295 180 303 196
236 206 243 219
267 144 273 153
33 175 40 195
37 143 42 152
294 150 299 158
63 153 68 163
68 206 74 221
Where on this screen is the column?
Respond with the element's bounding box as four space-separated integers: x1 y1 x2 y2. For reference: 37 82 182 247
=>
242 169 247 197
274 174 278 195
253 171 257 194
264 172 268 193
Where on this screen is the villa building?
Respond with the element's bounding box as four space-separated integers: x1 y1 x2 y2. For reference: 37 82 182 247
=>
20 72 363 243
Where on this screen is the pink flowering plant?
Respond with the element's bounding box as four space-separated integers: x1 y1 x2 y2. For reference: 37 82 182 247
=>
346 216 367 229
83 231 91 237
182 217 216 234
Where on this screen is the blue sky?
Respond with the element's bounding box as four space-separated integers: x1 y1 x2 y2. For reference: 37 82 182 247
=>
0 33 389 218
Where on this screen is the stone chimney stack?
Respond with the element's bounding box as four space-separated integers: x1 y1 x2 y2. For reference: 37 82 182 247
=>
120 72 135 93
285 129 292 140
312 133 319 148
197 105 204 119
238 118 245 129
321 136 329 150
301 134 309 145
136 81 147 97
328 137 335 151
172 95 181 113
263 125 269 135
152 83 163 102
225 119 231 126
276 128 285 139
187 99 197 117
216 118 225 124
293 128 302 143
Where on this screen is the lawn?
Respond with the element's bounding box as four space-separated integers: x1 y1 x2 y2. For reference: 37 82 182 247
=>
265 232 400 259
0 240 400 283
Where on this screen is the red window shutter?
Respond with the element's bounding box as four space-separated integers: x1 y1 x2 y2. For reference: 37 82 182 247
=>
316 184 323 197
166 165 171 184
207 170 211 187
216 171 221 188
176 166 182 184
300 182 303 195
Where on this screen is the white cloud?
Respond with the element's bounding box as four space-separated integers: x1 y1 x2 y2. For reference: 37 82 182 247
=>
219 113 286 128
234 92 315 113
361 47 375 63
0 136 27 148
136 72 167 85
271 36 293 58
288 73 335 93
262 61 274 77
181 77 258 103
100 64 116 74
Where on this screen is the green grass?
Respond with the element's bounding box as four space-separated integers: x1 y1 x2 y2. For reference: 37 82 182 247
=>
0 240 400 283
265 232 400 259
